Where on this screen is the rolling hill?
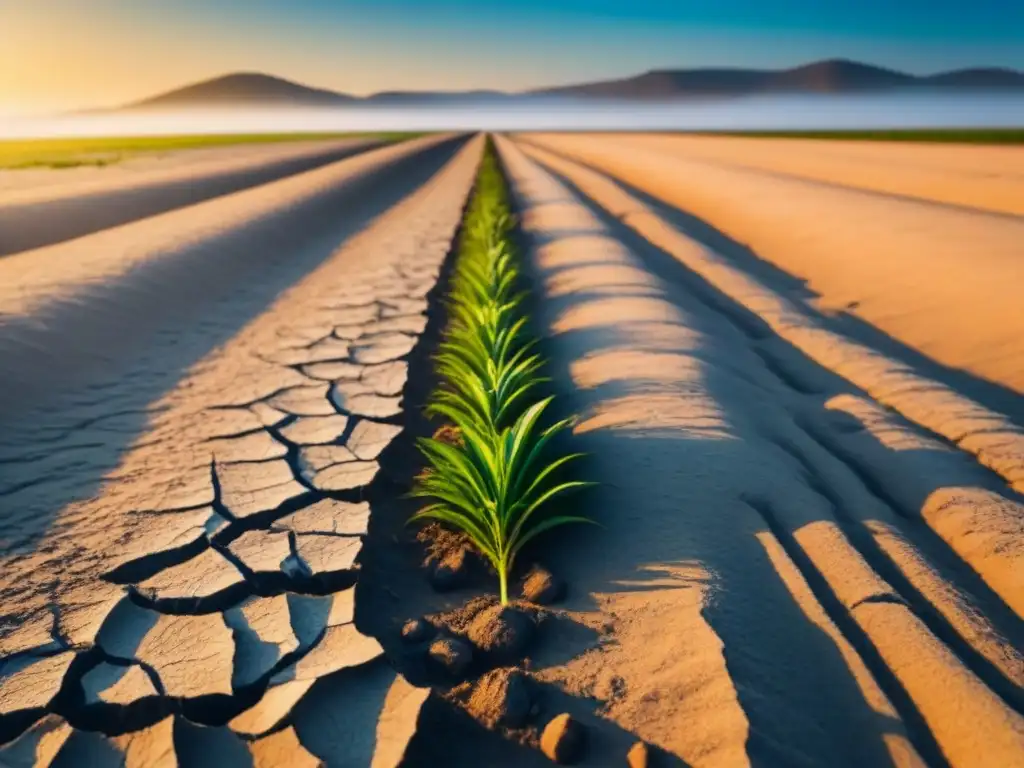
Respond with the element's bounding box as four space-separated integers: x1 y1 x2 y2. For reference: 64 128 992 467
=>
122 59 1024 110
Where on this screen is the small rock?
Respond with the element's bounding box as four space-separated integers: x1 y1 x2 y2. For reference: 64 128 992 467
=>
400 618 435 644
427 547 472 592
467 604 535 664
428 637 473 678
627 740 651 768
521 565 566 605
467 668 533 729
540 713 586 764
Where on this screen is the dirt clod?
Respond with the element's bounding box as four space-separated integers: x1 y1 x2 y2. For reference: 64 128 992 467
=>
540 713 586 764
521 565 566 605
627 740 651 768
401 617 435 644
428 547 472 592
428 636 473 678
420 523 477 592
467 603 535 664
466 667 534 730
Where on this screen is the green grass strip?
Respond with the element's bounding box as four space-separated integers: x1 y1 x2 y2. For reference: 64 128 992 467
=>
671 128 1024 145
411 139 594 605
0 132 423 170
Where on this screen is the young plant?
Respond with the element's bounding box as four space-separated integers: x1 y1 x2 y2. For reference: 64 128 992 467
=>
412 143 594 605
412 398 592 605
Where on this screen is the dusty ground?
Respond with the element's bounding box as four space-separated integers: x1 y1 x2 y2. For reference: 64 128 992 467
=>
515 133 1024 412
1 131 1022 767
491 134 1024 767
606 134 1024 217
0 140 383 199
0 137 389 256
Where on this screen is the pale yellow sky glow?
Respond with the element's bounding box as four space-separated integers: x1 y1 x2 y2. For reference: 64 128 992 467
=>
0 3 561 115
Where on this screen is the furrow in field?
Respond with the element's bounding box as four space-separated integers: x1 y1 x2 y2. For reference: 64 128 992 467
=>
517 133 1024 445
0 137 396 257
513 138 1024 622
0 134 483 764
496 135 1024 768
0 134 458 420
605 133 1024 217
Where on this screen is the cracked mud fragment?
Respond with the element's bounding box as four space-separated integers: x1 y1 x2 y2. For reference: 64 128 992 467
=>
80 661 160 706
217 460 308 520
135 546 247 605
302 360 364 382
227 530 295 578
278 414 350 446
208 431 287 464
248 725 321 767
265 384 337 417
365 315 428 337
52 582 127 648
105 715 178 767
347 420 404 461
274 499 371 536
360 361 410 397
114 506 216 565
224 594 299 689
249 402 290 428
285 590 354 654
0 714 71 766
306 459 381 493
271 623 382 684
0 652 75 717
293 534 363 577
330 383 404 419
229 678 316 738
98 600 234 699
264 337 352 366
298 445 359 474
135 614 235 699
350 333 418 365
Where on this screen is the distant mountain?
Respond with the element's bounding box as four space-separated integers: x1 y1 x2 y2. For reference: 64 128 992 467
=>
121 60 1024 110
924 67 1024 89
131 72 356 109
536 59 1024 99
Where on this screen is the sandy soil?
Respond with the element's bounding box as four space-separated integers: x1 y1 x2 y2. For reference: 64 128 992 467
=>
490 135 1024 767
0 134 482 765
517 133 1024 407
0 137 388 256
605 134 1024 217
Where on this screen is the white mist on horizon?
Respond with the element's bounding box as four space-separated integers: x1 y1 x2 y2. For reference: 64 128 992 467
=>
1 92 1022 139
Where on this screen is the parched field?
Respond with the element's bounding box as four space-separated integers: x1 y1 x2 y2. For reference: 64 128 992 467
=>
0 131 1022 767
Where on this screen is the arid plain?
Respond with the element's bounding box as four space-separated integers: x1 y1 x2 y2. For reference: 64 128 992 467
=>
0 132 1022 767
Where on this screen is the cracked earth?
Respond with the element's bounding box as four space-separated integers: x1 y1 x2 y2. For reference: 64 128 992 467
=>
0 134 482 766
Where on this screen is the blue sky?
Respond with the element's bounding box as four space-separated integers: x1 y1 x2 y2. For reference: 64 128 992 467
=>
2 0 1022 111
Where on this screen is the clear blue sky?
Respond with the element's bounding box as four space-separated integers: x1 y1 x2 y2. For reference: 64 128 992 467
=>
2 0 1023 111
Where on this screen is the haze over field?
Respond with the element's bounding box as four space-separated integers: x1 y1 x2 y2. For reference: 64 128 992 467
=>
2 92 1023 140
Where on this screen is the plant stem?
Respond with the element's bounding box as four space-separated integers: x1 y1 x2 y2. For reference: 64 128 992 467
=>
499 562 509 605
